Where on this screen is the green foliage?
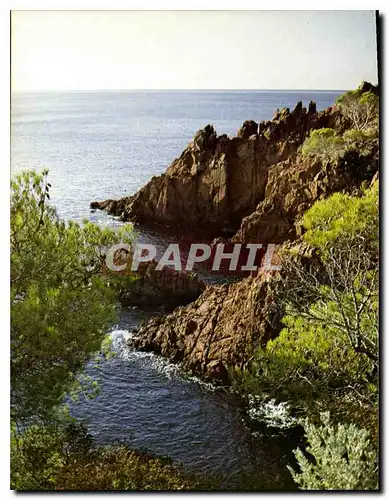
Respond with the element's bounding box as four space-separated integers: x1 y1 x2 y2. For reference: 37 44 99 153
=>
11 423 200 491
301 128 344 163
301 180 378 253
299 183 379 416
239 298 377 432
257 315 366 399
343 128 377 149
11 421 91 490
336 90 378 132
11 170 134 424
301 94 378 168
288 413 378 490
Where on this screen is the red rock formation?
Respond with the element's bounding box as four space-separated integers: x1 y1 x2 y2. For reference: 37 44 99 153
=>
97 90 379 383
130 271 281 383
91 102 347 235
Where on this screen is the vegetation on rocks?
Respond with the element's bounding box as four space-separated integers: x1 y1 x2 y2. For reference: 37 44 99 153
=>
11 422 201 491
301 128 345 163
335 88 378 132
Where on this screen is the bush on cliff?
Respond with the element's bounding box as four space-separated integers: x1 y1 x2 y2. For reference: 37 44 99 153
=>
336 89 378 132
302 85 378 174
302 126 377 173
343 128 378 151
288 413 378 490
301 128 345 163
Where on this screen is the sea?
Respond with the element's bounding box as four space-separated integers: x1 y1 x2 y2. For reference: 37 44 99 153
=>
11 90 343 489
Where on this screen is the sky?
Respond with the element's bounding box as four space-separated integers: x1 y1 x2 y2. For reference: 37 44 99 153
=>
11 10 378 91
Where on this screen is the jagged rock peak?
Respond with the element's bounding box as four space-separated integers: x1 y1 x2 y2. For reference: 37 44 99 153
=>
358 81 379 95
273 107 290 121
308 100 317 114
237 120 258 139
192 124 217 151
292 100 304 114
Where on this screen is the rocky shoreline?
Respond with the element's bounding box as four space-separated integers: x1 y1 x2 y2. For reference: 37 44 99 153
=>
130 271 281 383
91 101 349 240
93 84 379 382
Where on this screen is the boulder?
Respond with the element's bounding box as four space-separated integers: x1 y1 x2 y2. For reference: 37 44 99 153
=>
237 120 258 139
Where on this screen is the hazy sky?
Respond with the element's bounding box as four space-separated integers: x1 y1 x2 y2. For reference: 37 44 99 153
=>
11 10 378 91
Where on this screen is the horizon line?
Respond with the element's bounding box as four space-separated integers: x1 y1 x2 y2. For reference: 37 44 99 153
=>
12 88 350 93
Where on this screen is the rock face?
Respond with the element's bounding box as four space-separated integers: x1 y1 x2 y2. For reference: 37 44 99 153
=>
91 103 347 235
129 271 281 383
98 89 379 383
128 240 325 383
119 259 205 309
126 145 379 382
232 144 379 244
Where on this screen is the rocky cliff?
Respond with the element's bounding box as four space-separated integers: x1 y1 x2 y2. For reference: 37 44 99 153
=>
91 102 348 237
130 271 281 383
128 240 328 382
96 88 379 383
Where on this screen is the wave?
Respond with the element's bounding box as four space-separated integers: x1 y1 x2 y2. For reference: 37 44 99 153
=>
247 395 298 430
109 328 216 391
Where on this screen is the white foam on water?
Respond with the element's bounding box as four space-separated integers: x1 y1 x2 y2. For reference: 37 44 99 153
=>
130 351 218 391
110 329 133 351
108 329 217 391
132 350 182 378
247 395 298 429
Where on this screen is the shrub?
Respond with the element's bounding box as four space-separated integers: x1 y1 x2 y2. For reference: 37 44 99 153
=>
301 180 378 254
336 90 378 132
11 422 200 491
301 128 344 163
288 412 378 490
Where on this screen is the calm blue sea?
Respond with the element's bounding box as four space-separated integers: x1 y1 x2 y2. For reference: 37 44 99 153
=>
11 90 343 487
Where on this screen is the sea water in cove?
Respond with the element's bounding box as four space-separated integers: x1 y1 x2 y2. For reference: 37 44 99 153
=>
11 90 342 488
